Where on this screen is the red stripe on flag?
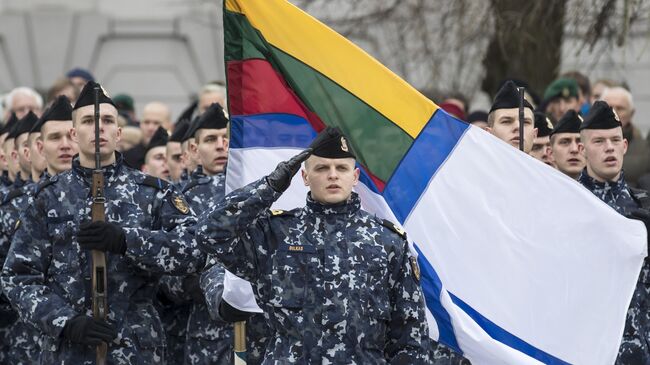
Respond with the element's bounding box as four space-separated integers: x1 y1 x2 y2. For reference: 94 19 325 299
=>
227 59 326 132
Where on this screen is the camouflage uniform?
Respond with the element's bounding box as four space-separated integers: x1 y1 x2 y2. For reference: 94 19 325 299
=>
0 173 50 364
580 170 650 365
196 178 430 364
180 167 235 365
0 154 205 365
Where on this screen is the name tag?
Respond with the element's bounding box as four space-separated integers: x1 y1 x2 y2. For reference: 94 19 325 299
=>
279 243 316 254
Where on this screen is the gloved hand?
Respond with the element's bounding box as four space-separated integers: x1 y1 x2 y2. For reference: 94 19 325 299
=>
266 149 312 193
629 209 650 243
77 221 127 254
62 315 117 346
218 299 253 322
182 275 205 304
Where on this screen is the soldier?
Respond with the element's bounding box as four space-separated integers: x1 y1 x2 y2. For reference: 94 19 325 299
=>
542 78 581 122
178 116 201 188
486 80 537 153
167 119 189 185
529 112 554 166
35 95 78 177
0 81 205 364
577 100 650 364
0 114 18 194
549 110 584 180
9 111 39 188
26 113 48 183
142 127 170 180
196 127 430 363
167 102 196 185
0 96 76 364
158 103 232 364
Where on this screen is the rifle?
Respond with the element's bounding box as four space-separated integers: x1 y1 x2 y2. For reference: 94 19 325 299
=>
91 85 108 365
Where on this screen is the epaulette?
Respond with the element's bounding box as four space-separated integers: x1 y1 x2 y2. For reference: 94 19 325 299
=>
379 218 407 240
269 209 294 217
1 188 25 205
139 174 170 191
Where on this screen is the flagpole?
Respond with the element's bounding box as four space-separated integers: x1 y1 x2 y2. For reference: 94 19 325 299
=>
234 321 246 364
518 87 525 151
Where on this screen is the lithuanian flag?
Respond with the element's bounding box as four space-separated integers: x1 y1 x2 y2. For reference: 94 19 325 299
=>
222 1 646 364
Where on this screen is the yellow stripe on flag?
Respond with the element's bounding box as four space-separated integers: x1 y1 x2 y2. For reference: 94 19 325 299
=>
225 0 437 138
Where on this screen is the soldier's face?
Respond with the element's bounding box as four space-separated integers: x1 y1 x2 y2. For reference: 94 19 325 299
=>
550 133 584 179
546 97 580 122
302 156 359 204
15 133 31 174
72 104 121 162
143 146 169 180
579 128 627 182
37 120 77 175
193 128 229 176
529 135 553 166
166 141 184 182
487 108 537 153
3 138 18 176
28 133 47 176
0 133 7 171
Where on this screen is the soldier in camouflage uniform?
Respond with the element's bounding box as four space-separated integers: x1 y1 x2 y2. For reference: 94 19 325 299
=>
141 126 170 181
578 100 650 364
0 105 48 364
0 81 204 365
0 113 18 198
167 118 190 186
197 127 430 363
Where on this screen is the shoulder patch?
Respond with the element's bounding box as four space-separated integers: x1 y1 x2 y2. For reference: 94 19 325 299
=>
170 194 190 215
140 175 170 191
380 218 407 239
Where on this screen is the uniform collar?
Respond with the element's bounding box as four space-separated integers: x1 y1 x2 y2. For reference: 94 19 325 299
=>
304 191 361 216
72 152 125 182
190 165 207 179
579 168 627 193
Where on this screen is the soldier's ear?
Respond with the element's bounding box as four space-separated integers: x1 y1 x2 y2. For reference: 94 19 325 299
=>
70 128 79 144
302 168 309 186
36 139 44 156
353 167 360 186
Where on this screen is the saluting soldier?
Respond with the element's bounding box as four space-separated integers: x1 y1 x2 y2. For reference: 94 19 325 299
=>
578 100 650 364
0 81 205 364
197 127 430 363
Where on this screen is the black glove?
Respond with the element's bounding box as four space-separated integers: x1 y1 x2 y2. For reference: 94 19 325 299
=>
266 149 312 193
77 221 127 254
62 315 117 346
218 299 253 322
182 275 205 304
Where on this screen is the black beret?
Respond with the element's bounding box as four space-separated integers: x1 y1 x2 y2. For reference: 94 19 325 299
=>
467 111 488 124
176 100 197 125
193 103 228 138
1 113 18 136
73 81 116 110
310 127 356 159
32 95 73 133
169 118 190 143
145 127 169 156
489 80 535 114
182 116 201 143
580 101 621 131
534 112 554 137
551 110 583 136
10 111 39 139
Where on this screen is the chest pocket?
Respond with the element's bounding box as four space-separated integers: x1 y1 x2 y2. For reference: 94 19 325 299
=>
269 243 317 308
